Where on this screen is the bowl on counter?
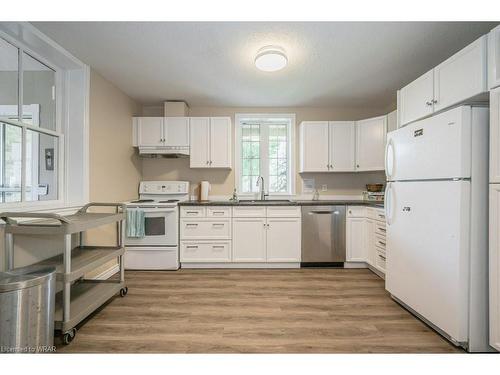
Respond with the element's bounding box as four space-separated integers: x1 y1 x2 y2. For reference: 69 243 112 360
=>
366 184 384 192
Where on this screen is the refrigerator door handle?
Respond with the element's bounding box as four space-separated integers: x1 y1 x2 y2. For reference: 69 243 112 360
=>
385 182 394 226
385 138 395 180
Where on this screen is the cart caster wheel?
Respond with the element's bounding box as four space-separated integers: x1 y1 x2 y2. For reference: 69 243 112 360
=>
120 287 128 297
62 328 76 345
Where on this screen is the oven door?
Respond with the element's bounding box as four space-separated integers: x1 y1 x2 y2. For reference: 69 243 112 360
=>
124 207 178 247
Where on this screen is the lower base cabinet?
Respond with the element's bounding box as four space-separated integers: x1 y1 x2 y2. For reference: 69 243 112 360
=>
232 218 267 262
180 205 301 266
346 206 386 276
266 218 301 262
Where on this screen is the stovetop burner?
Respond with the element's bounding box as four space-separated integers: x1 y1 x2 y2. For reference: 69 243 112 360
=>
130 199 154 203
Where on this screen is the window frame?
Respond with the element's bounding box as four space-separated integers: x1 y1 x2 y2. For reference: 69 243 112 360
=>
235 113 296 198
0 23 90 212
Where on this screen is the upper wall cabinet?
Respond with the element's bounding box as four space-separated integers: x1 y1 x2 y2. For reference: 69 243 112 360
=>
190 117 232 169
133 117 190 148
399 70 435 126
299 121 355 172
399 35 488 127
356 115 386 171
387 109 398 133
491 87 500 183
489 25 500 90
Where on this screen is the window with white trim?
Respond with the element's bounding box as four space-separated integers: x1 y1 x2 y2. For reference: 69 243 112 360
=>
236 114 295 196
0 36 61 205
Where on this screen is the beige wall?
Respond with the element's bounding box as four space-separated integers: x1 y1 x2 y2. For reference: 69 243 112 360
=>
85 69 141 250
141 106 387 197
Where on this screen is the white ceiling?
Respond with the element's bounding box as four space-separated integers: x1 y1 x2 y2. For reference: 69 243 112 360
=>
32 22 498 108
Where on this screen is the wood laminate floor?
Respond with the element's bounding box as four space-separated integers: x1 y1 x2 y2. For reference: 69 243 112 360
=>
57 269 461 353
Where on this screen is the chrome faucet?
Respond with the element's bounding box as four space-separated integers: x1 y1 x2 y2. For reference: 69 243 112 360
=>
256 176 268 201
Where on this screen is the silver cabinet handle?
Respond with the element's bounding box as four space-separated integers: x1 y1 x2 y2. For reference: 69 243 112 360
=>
378 227 386 232
186 223 198 227
212 245 225 249
206 160 210 165
186 245 198 249
432 99 437 104
212 223 225 227
212 211 225 215
378 240 386 246
426 101 432 106
210 161 213 165
186 211 199 214
379 254 386 261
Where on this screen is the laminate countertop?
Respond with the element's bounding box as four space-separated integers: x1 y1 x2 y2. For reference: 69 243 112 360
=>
178 200 384 208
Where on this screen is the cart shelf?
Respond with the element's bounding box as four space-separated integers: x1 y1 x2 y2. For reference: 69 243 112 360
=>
34 246 125 283
54 280 125 332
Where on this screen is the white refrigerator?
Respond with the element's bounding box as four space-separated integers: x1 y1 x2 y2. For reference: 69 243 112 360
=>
385 105 492 352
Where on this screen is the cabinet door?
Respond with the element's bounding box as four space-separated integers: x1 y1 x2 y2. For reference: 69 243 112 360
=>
136 117 164 146
399 70 434 126
433 36 487 112
355 115 386 171
490 185 500 351
489 26 500 90
346 217 366 262
189 117 210 168
329 121 355 172
210 117 232 168
299 121 329 172
387 109 398 133
266 218 301 262
164 117 189 147
232 218 267 262
491 87 500 183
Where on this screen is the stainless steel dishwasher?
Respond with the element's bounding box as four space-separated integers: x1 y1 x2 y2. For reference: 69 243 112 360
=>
301 205 346 266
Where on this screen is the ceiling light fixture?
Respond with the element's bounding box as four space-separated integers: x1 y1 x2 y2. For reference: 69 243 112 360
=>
254 46 288 72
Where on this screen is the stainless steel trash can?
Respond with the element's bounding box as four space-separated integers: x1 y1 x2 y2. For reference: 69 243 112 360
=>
0 265 56 353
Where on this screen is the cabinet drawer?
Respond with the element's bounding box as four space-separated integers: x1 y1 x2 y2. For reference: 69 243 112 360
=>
366 207 386 221
374 222 387 237
180 207 206 218
180 219 231 240
206 206 231 218
374 233 386 249
376 250 386 272
232 206 266 218
180 241 231 262
347 206 365 218
266 206 301 218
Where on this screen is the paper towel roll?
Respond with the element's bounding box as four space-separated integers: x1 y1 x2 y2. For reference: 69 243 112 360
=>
200 181 211 201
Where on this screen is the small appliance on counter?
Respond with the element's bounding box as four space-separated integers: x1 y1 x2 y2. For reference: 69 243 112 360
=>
199 181 211 201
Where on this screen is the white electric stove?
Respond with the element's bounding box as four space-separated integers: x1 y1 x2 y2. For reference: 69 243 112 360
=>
124 181 190 270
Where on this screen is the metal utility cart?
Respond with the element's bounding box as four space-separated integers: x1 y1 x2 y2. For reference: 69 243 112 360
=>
1 203 127 345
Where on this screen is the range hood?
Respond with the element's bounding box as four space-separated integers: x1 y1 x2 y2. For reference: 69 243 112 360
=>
139 146 190 158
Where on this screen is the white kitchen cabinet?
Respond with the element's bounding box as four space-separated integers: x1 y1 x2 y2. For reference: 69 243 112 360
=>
232 217 267 262
399 70 434 126
355 115 386 171
387 110 398 133
209 117 232 168
433 36 487 112
329 121 356 172
488 25 500 90
181 241 232 263
134 117 164 146
300 121 355 172
346 217 366 262
190 117 231 169
399 36 488 126
490 184 500 351
491 87 500 183
266 218 301 262
299 121 330 172
164 117 190 146
133 117 190 148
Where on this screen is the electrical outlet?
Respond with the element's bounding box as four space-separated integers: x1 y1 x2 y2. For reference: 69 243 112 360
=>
321 184 327 192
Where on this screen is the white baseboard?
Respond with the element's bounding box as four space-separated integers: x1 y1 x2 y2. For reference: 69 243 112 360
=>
93 264 120 280
181 262 300 269
343 261 368 269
